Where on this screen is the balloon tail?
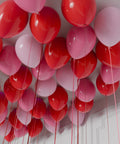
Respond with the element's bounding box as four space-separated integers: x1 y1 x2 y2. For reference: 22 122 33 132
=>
105 96 110 144
77 111 79 144
54 122 57 144
108 47 120 143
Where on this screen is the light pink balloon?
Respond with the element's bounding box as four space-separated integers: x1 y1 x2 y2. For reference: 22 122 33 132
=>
14 126 28 138
100 64 120 84
56 63 78 92
94 7 120 47
43 109 60 133
68 104 85 125
32 57 55 81
0 46 21 75
75 79 96 102
36 77 57 97
0 109 8 123
0 119 12 136
16 107 31 125
15 34 43 68
19 88 36 112
13 0 46 13
66 26 96 59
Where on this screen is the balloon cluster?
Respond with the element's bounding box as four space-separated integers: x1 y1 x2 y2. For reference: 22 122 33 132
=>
0 0 119 142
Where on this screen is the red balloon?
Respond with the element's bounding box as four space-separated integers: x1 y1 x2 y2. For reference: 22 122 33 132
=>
96 75 119 96
10 65 32 90
71 51 97 79
96 41 120 68
0 92 8 114
74 98 93 113
0 38 3 53
45 37 71 69
48 86 68 111
4 78 24 103
27 118 43 138
30 7 61 44
30 97 46 119
0 0 28 38
9 109 23 129
61 0 96 27
49 105 68 122
0 120 5 126
5 128 15 142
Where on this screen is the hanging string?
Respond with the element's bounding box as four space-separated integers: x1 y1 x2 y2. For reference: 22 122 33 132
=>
54 122 57 144
108 47 120 144
105 96 110 144
77 79 79 144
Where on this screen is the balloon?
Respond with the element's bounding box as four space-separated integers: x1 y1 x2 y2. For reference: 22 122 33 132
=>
74 98 94 113
19 88 36 112
67 26 96 59
4 78 24 103
49 105 68 122
13 0 46 13
0 121 5 127
61 0 96 27
30 7 61 44
9 109 23 129
96 41 120 68
36 77 57 97
15 34 43 68
0 92 8 114
5 128 15 142
56 63 78 92
0 39 3 53
48 86 68 111
27 118 43 138
94 7 120 47
75 79 96 102
45 37 71 69
0 46 21 75
0 109 8 124
100 64 120 84
14 126 28 138
71 51 97 79
96 74 119 96
43 108 60 133
16 107 31 125
0 119 12 136
32 57 55 81
68 104 85 125
10 65 32 90
0 0 28 38
30 97 46 119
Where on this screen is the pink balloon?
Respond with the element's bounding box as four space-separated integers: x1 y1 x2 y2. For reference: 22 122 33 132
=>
75 79 96 102
0 46 21 75
43 109 60 133
15 34 43 68
0 108 8 124
100 64 120 84
19 88 36 112
32 57 55 81
16 107 31 125
14 126 28 138
56 63 78 92
13 0 46 13
36 78 57 97
68 104 85 125
0 119 12 136
94 7 120 47
66 26 96 59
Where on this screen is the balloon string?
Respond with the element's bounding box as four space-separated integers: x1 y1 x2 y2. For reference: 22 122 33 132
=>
54 122 57 144
105 96 110 144
77 110 79 144
71 60 75 144
108 47 120 143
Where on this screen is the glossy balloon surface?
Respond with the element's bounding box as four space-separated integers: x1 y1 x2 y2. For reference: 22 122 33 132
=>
5 128 15 142
30 7 61 44
14 126 28 138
